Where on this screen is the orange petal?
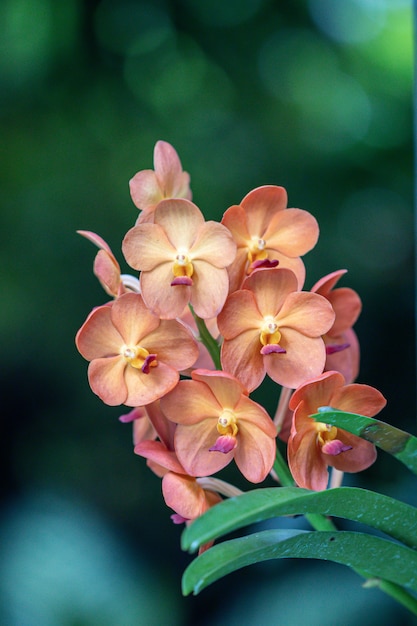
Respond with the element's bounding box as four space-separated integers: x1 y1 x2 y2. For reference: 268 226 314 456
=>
220 330 266 392
111 293 160 346
140 265 191 319
135 440 185 474
124 361 179 407
122 222 175 271
264 208 319 257
277 292 335 337
191 221 237 268
129 169 163 210
76 305 123 360
161 379 221 425
266 330 326 389
190 262 230 319
154 199 204 249
143 319 199 371
240 185 288 235
162 472 210 520
217 289 262 340
234 420 276 483
191 369 244 407
174 421 233 477
243 268 298 317
88 356 128 405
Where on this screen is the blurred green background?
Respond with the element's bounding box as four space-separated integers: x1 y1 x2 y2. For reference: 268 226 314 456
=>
1 0 415 624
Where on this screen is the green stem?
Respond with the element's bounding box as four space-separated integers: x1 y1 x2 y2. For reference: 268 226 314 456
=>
189 306 222 370
274 447 417 615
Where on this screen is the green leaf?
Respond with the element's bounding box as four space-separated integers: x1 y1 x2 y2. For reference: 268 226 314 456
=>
311 409 417 475
182 529 417 595
182 486 417 553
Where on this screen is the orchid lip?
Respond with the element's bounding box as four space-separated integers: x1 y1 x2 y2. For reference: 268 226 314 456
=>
171 276 193 286
260 344 286 355
326 342 350 355
250 259 279 271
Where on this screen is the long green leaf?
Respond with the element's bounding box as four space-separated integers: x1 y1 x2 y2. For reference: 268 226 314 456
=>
182 529 417 596
310 409 417 474
182 486 417 553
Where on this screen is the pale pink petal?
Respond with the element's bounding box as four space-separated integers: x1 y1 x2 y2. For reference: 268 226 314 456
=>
122 223 175 271
277 292 335 337
190 262 230 319
265 330 326 389
153 140 184 194
191 221 236 268
240 185 288 236
76 306 123 360
129 169 163 210
174 421 233 477
88 356 128 405
154 199 204 249
110 293 160 346
264 208 319 257
264 254 306 290
77 230 113 254
123 361 179 406
226 247 253 293
93 249 121 296
161 379 222 425
140 265 191 319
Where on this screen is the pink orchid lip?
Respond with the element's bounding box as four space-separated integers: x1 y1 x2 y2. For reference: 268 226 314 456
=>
260 344 286 355
171 513 189 524
325 342 350 355
170 276 193 286
249 259 279 271
141 354 157 374
321 439 353 456
209 435 237 454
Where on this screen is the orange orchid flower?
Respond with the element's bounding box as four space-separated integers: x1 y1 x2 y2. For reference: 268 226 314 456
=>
217 267 335 392
311 269 362 383
160 369 277 484
129 140 192 222
122 198 237 319
133 401 222 525
221 185 319 292
287 370 386 491
75 292 199 406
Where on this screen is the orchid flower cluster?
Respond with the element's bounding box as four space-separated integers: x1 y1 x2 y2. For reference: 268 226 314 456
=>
76 142 417 611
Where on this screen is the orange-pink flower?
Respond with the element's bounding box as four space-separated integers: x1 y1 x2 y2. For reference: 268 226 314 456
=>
221 185 319 292
287 370 386 491
129 140 192 222
122 198 237 319
160 369 277 483
311 270 362 383
75 292 199 406
133 401 222 524
217 267 335 392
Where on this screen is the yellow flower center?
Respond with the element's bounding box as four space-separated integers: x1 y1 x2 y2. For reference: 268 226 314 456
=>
121 345 157 371
247 236 268 266
316 422 338 447
260 315 282 346
172 249 194 278
217 409 238 437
